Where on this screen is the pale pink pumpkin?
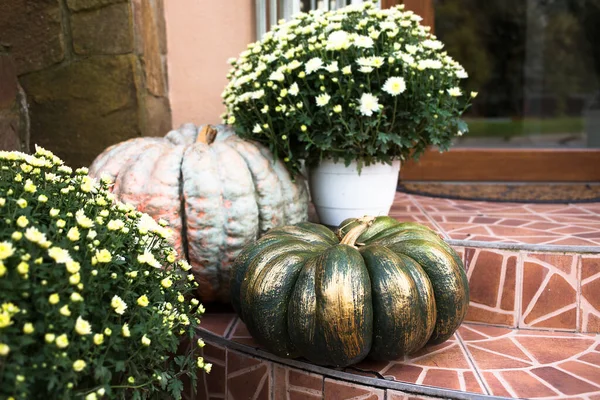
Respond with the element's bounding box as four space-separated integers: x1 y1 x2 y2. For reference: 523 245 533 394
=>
89 124 309 302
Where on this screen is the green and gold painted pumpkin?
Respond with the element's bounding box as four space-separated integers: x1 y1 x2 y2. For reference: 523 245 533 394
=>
89 124 309 302
230 216 469 367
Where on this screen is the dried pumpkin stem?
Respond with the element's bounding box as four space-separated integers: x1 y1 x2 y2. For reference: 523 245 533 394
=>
340 216 376 247
197 125 218 145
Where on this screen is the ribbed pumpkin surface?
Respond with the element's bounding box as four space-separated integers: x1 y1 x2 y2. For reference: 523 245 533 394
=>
231 217 469 367
89 124 309 302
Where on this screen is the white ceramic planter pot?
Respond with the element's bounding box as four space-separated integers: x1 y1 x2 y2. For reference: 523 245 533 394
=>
308 159 401 226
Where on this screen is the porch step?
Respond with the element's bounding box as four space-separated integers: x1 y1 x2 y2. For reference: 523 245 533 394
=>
190 194 600 399
195 314 600 399
390 192 600 334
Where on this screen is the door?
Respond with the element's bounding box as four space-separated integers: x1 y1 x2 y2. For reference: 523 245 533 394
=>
392 0 600 182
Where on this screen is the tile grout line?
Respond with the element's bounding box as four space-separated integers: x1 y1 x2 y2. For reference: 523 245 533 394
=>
495 254 508 310
508 333 600 396
464 322 587 337
224 316 239 339
227 362 266 379
582 270 600 286
406 194 450 239
225 347 229 400
522 369 565 398
577 254 582 332
490 371 520 399
514 251 522 328
465 248 479 282
251 370 269 400
553 365 600 391
466 343 534 365
456 332 491 396
408 343 461 363
457 371 467 393
523 304 579 327
520 257 555 328
269 362 274 400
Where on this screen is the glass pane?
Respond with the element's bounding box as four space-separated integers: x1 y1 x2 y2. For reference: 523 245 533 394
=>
435 0 600 149
300 0 312 12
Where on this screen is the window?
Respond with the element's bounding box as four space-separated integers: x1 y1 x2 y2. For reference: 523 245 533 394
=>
435 0 600 150
255 0 381 38
401 0 600 181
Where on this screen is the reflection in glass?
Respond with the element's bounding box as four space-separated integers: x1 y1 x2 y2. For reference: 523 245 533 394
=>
300 0 356 11
435 0 600 148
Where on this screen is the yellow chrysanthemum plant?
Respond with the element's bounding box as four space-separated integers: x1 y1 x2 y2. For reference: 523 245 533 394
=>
0 148 210 399
222 0 476 175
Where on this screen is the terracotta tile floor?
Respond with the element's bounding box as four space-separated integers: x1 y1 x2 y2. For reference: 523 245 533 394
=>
393 193 600 246
196 194 600 399
199 313 600 399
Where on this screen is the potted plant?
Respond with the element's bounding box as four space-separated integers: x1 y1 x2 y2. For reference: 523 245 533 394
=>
222 0 475 226
0 147 211 399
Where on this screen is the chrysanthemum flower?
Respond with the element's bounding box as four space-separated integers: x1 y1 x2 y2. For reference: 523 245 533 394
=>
326 30 351 50
95 249 112 263
107 219 125 231
447 87 462 97
93 333 104 345
75 316 92 335
48 247 72 264
55 334 69 348
73 360 86 372
121 323 131 337
59 305 71 317
315 93 331 107
75 209 94 228
111 295 128 315
137 295 149 307
305 57 324 74
67 227 80 241
383 77 407 96
359 93 380 116
16 216 29 228
48 293 60 304
354 35 374 48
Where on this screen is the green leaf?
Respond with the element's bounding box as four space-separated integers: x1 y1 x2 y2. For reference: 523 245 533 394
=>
94 365 110 381
115 361 126 372
159 372 171 390
457 119 469 134
174 355 186 367
377 132 390 144
168 378 184 399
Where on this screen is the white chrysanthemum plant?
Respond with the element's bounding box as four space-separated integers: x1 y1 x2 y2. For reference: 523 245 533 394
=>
222 0 477 175
0 147 210 399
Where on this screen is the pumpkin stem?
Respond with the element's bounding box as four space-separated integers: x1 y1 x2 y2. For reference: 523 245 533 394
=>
340 216 376 247
197 125 218 145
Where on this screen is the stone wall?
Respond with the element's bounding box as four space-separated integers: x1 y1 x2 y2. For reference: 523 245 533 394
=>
0 54 30 153
0 0 171 167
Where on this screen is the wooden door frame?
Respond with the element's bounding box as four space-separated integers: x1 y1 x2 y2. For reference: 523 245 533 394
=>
400 149 600 182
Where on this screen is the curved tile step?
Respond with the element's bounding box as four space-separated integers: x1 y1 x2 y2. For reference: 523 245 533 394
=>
391 193 600 248
449 246 600 333
190 194 600 399
193 314 600 399
391 193 600 334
